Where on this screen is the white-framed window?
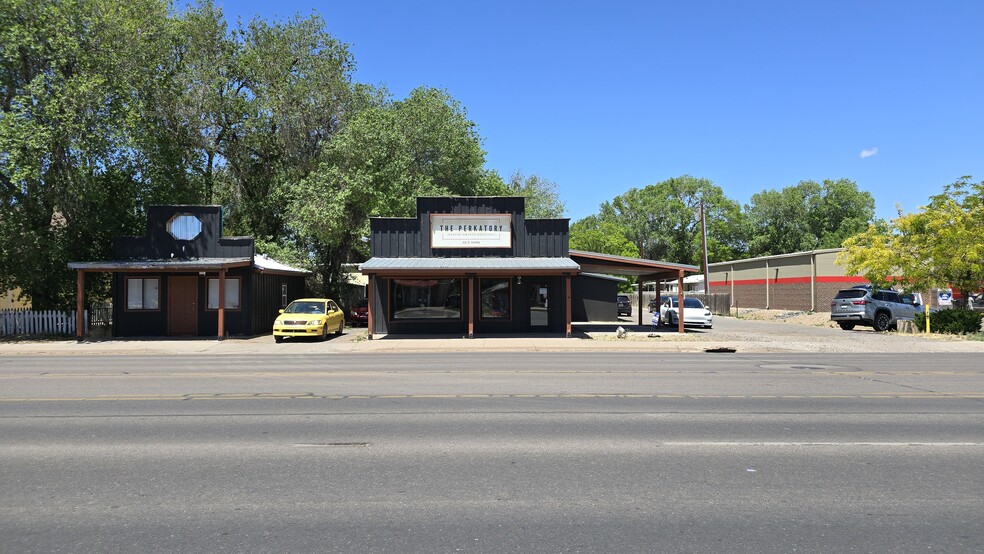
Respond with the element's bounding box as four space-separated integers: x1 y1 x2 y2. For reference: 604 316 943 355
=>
167 214 202 240
207 278 241 310
126 277 160 310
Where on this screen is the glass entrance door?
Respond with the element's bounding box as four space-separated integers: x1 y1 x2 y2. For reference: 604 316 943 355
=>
529 284 549 327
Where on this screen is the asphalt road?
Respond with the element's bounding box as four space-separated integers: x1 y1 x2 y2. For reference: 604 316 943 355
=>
2 352 984 553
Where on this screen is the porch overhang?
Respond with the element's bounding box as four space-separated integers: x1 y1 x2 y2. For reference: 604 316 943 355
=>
359 257 580 277
568 250 700 331
68 258 253 273
67 258 254 342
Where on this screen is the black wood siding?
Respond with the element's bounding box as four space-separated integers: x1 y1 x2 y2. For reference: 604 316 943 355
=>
371 197 569 258
572 275 619 321
114 205 253 260
251 272 306 334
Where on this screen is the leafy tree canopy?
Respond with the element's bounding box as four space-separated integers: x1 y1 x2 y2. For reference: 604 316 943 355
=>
0 0 175 308
569 216 639 258
596 175 747 268
505 172 566 219
746 179 874 257
287 86 499 297
838 177 984 304
1 0 496 306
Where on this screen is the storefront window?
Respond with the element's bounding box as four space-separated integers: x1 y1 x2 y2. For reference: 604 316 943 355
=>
480 278 510 320
207 278 241 310
126 277 159 310
391 279 461 319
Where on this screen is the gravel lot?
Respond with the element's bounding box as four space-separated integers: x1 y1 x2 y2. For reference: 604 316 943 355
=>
603 308 984 353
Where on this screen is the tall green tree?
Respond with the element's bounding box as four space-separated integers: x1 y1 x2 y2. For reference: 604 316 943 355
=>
216 10 358 241
569 216 638 257
597 175 747 268
138 2 358 241
838 177 984 304
746 179 874 257
288 87 501 297
505 171 566 218
0 0 175 309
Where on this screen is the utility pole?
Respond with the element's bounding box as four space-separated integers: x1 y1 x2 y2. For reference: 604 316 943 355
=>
700 200 709 294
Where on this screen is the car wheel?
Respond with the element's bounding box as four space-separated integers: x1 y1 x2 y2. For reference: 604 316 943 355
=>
838 322 855 331
335 319 344 335
274 335 283 343
873 312 891 332
320 323 329 341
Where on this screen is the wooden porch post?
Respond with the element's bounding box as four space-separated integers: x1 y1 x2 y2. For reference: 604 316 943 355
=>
366 275 374 340
76 270 85 342
637 279 644 326
565 273 572 338
467 274 475 339
677 270 685 334
217 268 226 339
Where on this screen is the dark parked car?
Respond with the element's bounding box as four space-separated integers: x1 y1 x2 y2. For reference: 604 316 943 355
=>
617 294 632 317
649 295 670 313
349 298 369 326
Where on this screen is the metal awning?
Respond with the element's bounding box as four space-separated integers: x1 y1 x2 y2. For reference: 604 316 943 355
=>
360 257 580 276
68 258 253 272
69 254 309 275
569 250 698 282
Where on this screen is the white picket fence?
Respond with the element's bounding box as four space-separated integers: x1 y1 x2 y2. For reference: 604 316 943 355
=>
0 309 87 337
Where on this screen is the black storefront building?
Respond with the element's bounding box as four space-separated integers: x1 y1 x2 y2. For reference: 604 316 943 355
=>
360 196 699 338
68 205 308 339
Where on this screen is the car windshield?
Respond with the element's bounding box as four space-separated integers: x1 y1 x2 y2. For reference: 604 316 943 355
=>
356 299 368 309
284 301 326 314
834 289 867 299
617 296 629 302
666 298 705 308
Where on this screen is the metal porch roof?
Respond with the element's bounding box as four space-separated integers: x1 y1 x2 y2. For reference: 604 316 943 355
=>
360 257 580 274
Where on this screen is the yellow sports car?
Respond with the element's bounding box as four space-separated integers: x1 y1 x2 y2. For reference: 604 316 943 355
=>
273 298 345 342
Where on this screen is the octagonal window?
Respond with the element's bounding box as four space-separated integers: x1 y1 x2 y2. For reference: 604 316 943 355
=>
167 214 202 241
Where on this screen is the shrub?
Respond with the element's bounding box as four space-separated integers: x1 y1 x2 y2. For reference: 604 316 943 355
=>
915 309 984 334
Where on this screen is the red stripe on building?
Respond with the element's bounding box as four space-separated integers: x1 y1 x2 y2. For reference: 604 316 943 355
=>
709 275 869 288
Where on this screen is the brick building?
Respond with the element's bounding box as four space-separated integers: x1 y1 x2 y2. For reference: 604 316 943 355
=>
707 249 866 312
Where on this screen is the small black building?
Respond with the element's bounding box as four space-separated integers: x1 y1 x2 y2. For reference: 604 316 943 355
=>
69 205 308 339
360 197 699 338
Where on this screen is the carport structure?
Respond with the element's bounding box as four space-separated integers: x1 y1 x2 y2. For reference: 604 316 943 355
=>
569 250 700 334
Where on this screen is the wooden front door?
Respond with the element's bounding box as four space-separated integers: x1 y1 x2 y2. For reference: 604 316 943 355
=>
168 276 198 335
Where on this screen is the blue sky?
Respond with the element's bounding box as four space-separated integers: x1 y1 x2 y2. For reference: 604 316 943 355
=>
218 0 983 223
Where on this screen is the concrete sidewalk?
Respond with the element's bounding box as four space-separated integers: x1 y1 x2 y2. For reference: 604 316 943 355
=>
3 318 983 355
0 331 735 356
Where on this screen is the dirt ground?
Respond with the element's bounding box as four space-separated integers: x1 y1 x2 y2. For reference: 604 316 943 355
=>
730 308 839 328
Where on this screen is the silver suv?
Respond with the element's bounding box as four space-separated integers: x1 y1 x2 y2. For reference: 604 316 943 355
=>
830 287 922 331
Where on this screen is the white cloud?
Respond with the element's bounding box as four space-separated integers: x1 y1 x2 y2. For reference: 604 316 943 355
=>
860 147 878 158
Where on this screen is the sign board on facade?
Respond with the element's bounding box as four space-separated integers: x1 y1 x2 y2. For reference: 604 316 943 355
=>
431 214 512 249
